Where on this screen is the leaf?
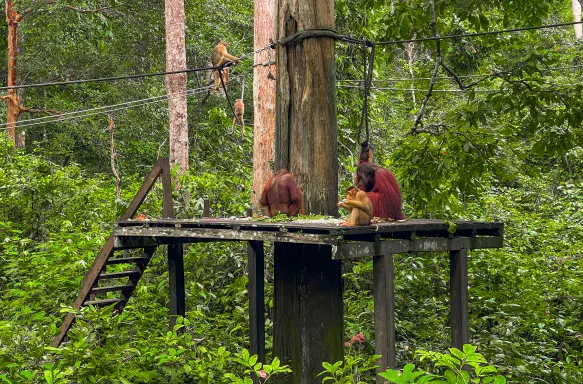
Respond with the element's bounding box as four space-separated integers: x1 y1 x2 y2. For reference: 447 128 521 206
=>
43 371 53 384
462 345 477 355
479 14 490 30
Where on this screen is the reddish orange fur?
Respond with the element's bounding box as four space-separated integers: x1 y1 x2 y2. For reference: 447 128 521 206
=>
259 169 304 217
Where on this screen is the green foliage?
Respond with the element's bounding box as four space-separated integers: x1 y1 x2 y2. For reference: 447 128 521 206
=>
378 344 506 384
226 349 292 383
318 354 381 383
2 0 583 383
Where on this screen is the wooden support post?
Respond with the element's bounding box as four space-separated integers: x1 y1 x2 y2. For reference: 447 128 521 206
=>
373 254 396 381
168 243 185 330
273 243 343 384
248 241 266 379
203 199 210 217
160 158 174 218
450 249 469 349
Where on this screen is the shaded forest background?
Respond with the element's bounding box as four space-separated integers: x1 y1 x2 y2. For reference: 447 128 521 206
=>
1 0 583 382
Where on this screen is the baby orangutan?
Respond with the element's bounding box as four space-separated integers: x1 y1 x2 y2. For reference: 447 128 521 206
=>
338 186 373 226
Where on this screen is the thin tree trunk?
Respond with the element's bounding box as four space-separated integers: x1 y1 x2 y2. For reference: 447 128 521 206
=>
406 41 416 106
251 0 276 213
573 0 582 39
5 0 22 146
164 0 188 174
108 115 122 199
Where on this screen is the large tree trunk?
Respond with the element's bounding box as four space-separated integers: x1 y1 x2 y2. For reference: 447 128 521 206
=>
4 0 22 147
573 0 582 39
164 0 188 173
274 0 338 216
251 0 277 212
273 1 341 383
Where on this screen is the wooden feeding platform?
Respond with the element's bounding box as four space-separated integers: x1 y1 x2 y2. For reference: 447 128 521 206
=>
114 217 503 383
52 159 504 384
114 218 502 256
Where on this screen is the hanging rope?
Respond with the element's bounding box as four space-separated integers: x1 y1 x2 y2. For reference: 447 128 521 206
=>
357 41 375 146
218 65 242 131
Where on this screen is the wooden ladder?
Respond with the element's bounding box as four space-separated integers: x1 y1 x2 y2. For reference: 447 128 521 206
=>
52 158 173 347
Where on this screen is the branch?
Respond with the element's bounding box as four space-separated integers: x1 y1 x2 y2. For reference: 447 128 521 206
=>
463 70 511 89
413 60 440 127
19 106 61 115
65 2 124 15
66 5 108 13
440 61 465 88
495 74 533 91
408 123 447 136
157 138 167 159
544 295 581 304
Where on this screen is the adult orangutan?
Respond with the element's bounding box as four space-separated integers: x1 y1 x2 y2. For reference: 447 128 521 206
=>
355 142 406 221
259 169 304 217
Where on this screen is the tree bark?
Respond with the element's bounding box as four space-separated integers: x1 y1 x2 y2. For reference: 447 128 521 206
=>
108 115 122 199
273 3 342 381
275 0 338 216
164 0 189 174
573 0 582 39
251 0 277 212
5 0 22 147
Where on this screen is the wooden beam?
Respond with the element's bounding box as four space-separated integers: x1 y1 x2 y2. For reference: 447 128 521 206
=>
168 243 185 330
450 249 469 349
373 254 396 382
113 236 159 249
247 241 266 368
333 237 502 260
119 157 169 221
114 227 339 246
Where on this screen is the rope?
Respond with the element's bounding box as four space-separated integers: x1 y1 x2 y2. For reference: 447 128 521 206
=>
0 43 274 91
3 20 580 92
357 42 375 146
0 66 216 91
218 65 242 129
0 85 215 131
338 84 583 93
275 21 583 49
374 20 583 45
337 65 583 83
357 46 367 145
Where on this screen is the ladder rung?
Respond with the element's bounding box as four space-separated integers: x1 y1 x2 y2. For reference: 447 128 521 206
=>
91 284 134 294
99 271 140 280
83 298 121 307
107 257 150 265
